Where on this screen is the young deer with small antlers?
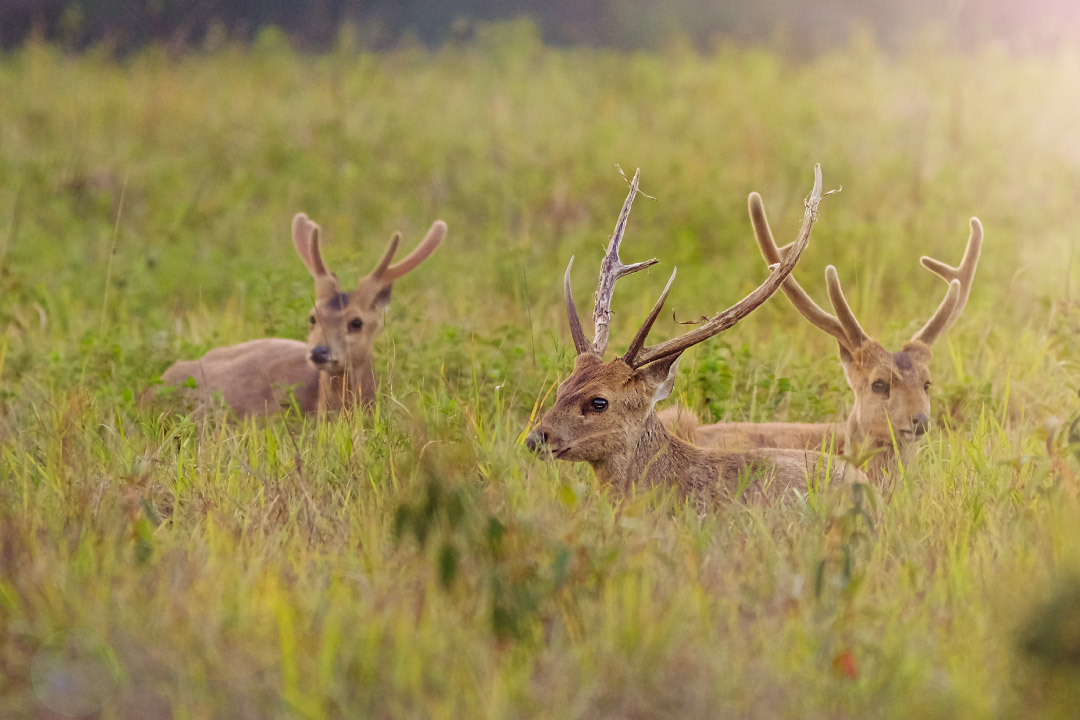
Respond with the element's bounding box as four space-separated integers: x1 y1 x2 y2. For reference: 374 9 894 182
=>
160 213 446 417
526 166 864 504
661 196 981 474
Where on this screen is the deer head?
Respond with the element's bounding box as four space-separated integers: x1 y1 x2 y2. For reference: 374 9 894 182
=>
527 166 824 486
291 213 446 408
750 199 982 451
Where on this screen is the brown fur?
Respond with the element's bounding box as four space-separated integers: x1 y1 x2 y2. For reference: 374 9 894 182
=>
530 355 864 506
659 207 983 478
662 341 931 462
158 214 445 418
658 406 843 452
160 338 318 416
527 166 862 503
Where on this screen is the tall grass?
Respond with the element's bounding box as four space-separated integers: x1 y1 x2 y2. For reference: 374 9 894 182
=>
2 23 1080 718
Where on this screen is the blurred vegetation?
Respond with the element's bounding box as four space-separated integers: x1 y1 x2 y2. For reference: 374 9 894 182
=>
2 26 1080 717
4 0 1080 55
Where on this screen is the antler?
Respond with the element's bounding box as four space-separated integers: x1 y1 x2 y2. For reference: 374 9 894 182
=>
370 220 447 283
292 212 327 276
590 169 659 355
292 212 339 299
748 193 865 355
910 280 962 346
823 265 870 350
564 257 591 354
564 168 659 357
622 164 825 369
912 217 983 345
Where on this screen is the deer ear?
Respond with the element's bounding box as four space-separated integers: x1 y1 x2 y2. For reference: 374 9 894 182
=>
638 355 681 406
837 341 854 364
372 283 392 311
839 351 860 390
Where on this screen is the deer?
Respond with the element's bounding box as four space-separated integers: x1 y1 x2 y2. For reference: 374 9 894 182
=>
525 165 866 506
659 193 982 477
159 213 446 417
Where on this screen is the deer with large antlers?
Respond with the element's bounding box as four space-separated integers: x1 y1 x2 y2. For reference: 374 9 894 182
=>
526 166 865 504
159 214 446 417
661 196 982 475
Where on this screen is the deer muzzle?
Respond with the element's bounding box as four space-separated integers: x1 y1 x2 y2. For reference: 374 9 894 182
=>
310 345 332 365
912 413 930 436
525 430 547 454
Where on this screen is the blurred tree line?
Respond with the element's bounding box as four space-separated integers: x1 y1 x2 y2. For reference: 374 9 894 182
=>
2 0 1078 53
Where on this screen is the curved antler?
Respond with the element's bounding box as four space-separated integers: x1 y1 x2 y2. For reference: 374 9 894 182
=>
913 217 983 345
911 279 963 346
292 212 328 277
371 220 447 283
749 195 857 353
292 212 339 299
564 256 591 355
370 232 402 279
823 265 870 349
623 164 825 369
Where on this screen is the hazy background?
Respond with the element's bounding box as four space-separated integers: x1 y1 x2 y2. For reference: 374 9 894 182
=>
4 0 1080 53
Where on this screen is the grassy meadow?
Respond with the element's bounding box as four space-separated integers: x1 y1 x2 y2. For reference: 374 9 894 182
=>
3 22 1080 718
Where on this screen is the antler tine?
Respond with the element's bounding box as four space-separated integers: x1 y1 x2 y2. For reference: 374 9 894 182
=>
292 212 329 277
371 232 402 280
628 164 824 369
591 168 659 356
911 279 963 346
622 268 678 364
291 213 314 270
564 256 591 355
749 193 855 353
381 220 447 282
917 216 983 338
823 265 870 349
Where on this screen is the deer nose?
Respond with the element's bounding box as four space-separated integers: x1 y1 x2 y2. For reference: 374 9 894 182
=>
525 430 547 453
310 345 331 364
912 413 930 436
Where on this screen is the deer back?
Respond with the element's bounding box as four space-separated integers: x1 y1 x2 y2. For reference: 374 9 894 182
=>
662 205 984 464
160 338 319 417
526 166 866 502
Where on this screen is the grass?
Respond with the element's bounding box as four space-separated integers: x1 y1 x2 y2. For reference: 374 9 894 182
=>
3 21 1080 718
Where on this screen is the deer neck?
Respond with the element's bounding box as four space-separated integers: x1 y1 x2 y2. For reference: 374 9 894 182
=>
317 360 377 414
591 412 700 493
843 409 920 481
844 407 862 448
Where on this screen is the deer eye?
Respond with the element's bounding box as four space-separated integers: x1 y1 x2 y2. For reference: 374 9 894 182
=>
349 318 364 331
871 379 889 395
309 315 317 326
587 397 609 413
924 381 932 392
